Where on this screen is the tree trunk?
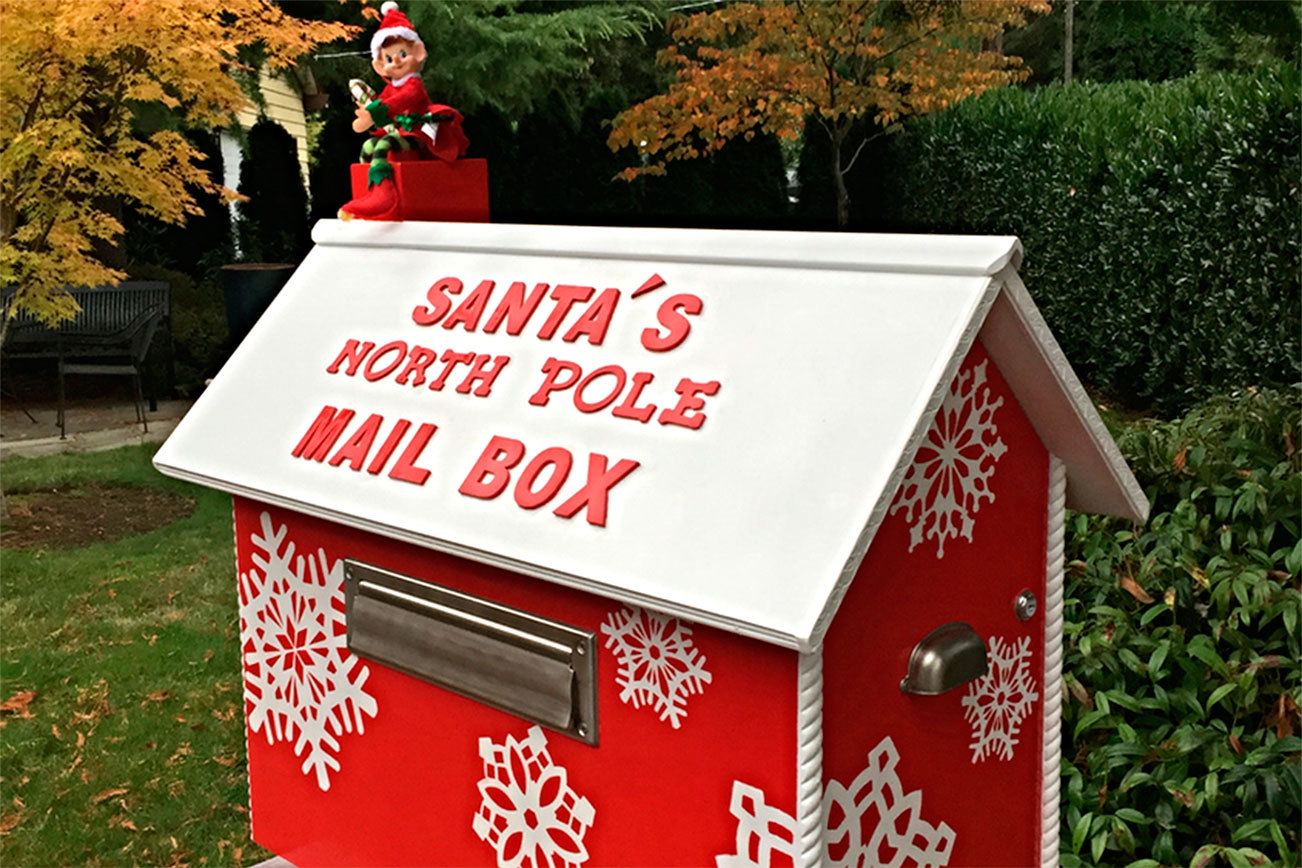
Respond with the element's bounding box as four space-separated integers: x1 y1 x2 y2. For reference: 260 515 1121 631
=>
0 288 16 352
1064 0 1075 85
830 125 850 228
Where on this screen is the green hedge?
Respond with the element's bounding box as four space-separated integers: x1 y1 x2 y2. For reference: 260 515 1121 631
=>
1061 388 1300 866
868 67 1300 413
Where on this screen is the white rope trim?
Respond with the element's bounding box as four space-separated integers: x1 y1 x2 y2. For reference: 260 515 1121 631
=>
233 499 257 839
1040 457 1067 867
796 649 824 867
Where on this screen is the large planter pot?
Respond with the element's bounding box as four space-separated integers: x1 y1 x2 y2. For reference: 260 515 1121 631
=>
220 263 294 346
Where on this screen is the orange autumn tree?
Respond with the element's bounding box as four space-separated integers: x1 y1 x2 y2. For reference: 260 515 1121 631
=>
609 0 1049 226
0 0 357 343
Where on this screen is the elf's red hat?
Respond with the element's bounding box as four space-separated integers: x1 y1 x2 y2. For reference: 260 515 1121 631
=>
370 2 422 59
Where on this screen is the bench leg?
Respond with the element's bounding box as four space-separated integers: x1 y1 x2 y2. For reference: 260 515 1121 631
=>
57 362 67 440
133 371 148 434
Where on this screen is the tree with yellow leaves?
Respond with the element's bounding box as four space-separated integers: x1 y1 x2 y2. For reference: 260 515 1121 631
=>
0 0 357 343
609 0 1050 226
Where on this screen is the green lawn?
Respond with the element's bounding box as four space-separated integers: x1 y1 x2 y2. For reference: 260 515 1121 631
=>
0 445 269 866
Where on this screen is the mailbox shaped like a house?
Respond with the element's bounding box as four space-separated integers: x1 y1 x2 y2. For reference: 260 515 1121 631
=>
154 220 1147 867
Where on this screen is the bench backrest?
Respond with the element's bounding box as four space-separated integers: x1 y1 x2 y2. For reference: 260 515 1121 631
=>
3 282 171 362
4 282 170 335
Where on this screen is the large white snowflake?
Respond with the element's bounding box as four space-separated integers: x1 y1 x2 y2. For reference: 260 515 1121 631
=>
715 782 799 868
891 358 1007 558
961 634 1039 763
238 511 378 791
601 605 712 729
473 725 595 868
716 737 955 868
823 737 956 868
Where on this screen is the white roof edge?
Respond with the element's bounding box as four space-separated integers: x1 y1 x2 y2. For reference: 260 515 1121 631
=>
979 269 1149 523
155 460 808 651
311 220 1022 278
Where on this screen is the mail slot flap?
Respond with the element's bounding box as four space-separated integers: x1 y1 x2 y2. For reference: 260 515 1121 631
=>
344 560 598 745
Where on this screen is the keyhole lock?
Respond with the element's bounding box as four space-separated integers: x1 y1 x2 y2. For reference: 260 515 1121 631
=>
1014 590 1038 621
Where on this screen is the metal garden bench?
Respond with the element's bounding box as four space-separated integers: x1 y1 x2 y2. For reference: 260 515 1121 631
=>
2 281 171 439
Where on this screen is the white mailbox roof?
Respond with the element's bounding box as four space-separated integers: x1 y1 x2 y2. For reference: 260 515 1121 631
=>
155 220 1146 651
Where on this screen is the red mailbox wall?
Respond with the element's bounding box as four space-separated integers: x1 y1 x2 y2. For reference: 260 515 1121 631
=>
823 340 1050 867
231 497 798 866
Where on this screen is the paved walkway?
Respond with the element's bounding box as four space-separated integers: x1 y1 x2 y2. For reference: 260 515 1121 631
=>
0 397 193 460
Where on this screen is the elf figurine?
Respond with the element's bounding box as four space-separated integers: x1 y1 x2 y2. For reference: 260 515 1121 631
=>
338 1 469 221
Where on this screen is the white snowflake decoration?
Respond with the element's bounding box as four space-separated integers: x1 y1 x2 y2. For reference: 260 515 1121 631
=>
961 635 1039 763
716 737 954 868
891 358 1007 558
823 737 956 868
473 725 595 868
715 782 799 868
601 606 712 729
238 511 377 791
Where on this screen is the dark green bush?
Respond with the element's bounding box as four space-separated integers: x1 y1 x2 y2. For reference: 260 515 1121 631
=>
236 120 310 264
1061 388 1301 866
868 66 1300 413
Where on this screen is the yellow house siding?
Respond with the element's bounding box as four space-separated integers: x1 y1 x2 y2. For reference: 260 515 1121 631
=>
235 70 311 184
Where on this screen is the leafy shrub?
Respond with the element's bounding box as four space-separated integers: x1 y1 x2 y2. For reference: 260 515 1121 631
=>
867 66 1300 413
127 263 229 393
236 120 309 264
1061 388 1301 866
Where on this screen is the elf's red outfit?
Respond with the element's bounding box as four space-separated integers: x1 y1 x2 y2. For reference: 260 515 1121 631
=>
367 74 469 163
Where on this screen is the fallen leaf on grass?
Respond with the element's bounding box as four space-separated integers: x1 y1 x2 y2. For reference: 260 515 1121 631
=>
0 809 28 835
166 743 192 767
202 650 215 663
1119 574 1154 604
109 815 139 831
50 724 62 739
92 787 129 804
212 755 240 767
0 691 36 718
145 691 172 703
76 731 86 748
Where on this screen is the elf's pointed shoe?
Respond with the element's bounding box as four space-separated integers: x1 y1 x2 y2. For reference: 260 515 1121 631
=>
337 177 401 221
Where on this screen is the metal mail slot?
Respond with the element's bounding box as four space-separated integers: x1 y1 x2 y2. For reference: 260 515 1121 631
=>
344 560 598 745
